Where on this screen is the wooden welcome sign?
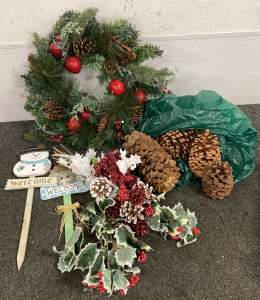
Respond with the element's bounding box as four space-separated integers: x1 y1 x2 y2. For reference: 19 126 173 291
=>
4 149 57 271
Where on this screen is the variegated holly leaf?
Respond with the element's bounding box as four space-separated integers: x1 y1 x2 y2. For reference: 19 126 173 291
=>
177 234 197 247
98 198 115 212
135 240 152 252
53 247 76 273
66 226 83 250
114 224 132 246
157 192 167 202
113 269 129 294
187 208 197 227
123 267 140 274
148 212 160 231
103 268 113 295
179 224 193 239
115 245 137 268
75 243 98 271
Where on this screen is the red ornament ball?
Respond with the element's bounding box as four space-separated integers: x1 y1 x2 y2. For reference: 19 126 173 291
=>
135 90 147 103
49 42 63 59
67 116 82 132
59 135 64 140
65 57 82 74
50 135 54 139
109 79 126 96
56 138 61 142
168 90 173 94
79 108 90 120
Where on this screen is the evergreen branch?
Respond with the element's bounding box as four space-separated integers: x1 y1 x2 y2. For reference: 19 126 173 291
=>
134 44 163 64
82 54 105 70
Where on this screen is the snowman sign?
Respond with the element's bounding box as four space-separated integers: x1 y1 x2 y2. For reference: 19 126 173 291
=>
5 149 58 271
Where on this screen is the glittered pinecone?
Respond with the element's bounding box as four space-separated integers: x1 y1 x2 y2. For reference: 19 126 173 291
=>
43 100 64 120
137 181 157 204
103 59 119 74
159 129 201 160
123 131 181 193
202 161 234 200
120 201 144 224
132 105 144 126
117 51 137 63
188 129 222 177
90 177 112 201
73 37 96 56
97 115 109 133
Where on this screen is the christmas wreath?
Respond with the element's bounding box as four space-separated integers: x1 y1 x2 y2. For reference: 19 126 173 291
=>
53 148 200 295
21 8 175 150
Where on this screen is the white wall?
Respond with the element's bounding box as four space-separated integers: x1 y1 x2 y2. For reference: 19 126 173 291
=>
1 0 260 121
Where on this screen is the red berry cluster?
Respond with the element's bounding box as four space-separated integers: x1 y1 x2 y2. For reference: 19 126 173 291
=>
144 204 154 217
85 280 106 294
129 185 146 205
193 227 201 236
177 227 184 233
137 251 147 262
50 134 64 142
129 274 140 287
131 219 148 236
171 234 180 240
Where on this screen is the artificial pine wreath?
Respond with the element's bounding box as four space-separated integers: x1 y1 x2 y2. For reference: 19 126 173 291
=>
21 8 175 150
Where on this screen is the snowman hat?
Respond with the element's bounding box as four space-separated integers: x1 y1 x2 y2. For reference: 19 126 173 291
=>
19 146 50 155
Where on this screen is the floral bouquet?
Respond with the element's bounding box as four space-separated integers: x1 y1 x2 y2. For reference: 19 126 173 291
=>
53 149 200 295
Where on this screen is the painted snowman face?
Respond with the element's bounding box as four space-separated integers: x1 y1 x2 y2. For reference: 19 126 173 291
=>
20 151 49 161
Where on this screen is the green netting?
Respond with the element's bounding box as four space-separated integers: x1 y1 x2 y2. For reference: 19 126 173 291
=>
138 90 258 184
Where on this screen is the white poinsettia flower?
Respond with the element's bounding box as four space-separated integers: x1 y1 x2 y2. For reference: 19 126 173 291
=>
69 153 94 183
116 149 141 174
57 157 71 168
85 148 97 160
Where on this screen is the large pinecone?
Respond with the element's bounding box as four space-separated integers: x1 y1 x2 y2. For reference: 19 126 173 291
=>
103 59 119 74
132 105 144 126
73 37 96 56
159 129 201 160
202 161 234 199
97 115 110 133
120 201 144 224
188 129 221 177
123 131 181 193
90 177 112 201
117 51 137 63
43 100 64 120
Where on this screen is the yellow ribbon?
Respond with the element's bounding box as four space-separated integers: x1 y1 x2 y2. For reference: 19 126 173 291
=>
55 202 87 240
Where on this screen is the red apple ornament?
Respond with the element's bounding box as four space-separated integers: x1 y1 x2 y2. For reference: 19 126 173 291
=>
65 57 82 74
79 108 90 120
109 79 126 96
49 41 63 59
135 90 147 103
67 116 82 132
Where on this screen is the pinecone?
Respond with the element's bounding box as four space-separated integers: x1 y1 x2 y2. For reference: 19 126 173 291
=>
159 129 201 160
202 161 234 199
27 53 38 65
123 131 181 193
120 201 144 224
103 59 119 74
137 181 157 204
188 129 222 177
97 115 110 133
73 37 96 56
90 177 112 201
43 100 64 120
132 105 144 126
117 51 137 63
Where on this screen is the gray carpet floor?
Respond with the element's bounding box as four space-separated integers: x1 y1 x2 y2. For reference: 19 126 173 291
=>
0 104 259 300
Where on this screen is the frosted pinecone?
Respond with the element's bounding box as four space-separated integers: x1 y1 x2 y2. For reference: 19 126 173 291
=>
120 201 144 224
90 177 112 201
137 181 157 204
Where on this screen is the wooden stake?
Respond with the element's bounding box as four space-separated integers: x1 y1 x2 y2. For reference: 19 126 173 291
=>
63 194 75 252
17 176 35 271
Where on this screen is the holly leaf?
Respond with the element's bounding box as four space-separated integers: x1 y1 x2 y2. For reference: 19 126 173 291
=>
108 250 118 270
113 269 129 294
83 249 105 286
92 157 98 165
53 248 76 273
115 245 137 268
98 198 115 212
135 240 152 252
148 213 160 230
177 234 197 247
187 209 197 227
179 224 193 239
75 243 98 271
66 227 82 250
114 224 130 245
84 201 96 214
104 223 115 234
157 192 167 202
103 268 113 295
123 267 140 274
